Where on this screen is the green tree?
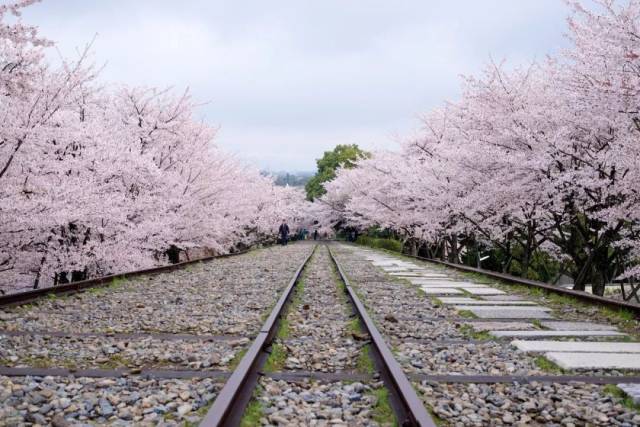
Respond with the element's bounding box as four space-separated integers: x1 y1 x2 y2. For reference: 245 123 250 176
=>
305 144 368 201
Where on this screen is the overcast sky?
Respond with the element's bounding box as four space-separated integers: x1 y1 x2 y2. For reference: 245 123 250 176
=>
23 0 570 171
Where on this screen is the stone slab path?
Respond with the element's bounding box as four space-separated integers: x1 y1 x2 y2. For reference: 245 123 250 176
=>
547 352 640 370
512 340 640 353
491 330 628 338
541 321 618 331
438 297 536 305
352 245 640 374
337 244 640 425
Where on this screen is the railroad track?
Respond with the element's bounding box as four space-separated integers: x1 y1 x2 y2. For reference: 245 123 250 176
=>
2 241 640 425
331 243 640 426
201 244 436 426
0 244 314 425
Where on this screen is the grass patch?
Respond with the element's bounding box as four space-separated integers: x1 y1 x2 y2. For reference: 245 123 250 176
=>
457 309 477 319
263 343 287 373
356 344 375 374
228 348 248 370
276 317 291 340
84 277 129 297
347 317 362 335
603 385 640 411
111 276 128 287
534 355 564 373
370 387 397 426
4 355 77 369
458 324 492 340
532 319 544 329
97 354 133 369
240 398 265 427
431 297 443 308
456 271 494 285
261 250 313 374
601 307 636 322
426 407 447 426
356 236 403 253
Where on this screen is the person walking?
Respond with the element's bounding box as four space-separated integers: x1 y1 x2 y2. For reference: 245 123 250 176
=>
278 219 290 245
313 229 319 241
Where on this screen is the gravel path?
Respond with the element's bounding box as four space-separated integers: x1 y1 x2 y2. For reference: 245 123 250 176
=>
0 245 311 336
0 375 220 425
417 381 640 426
395 341 541 376
0 244 314 425
251 245 390 426
331 244 640 426
278 245 362 372
257 378 384 426
0 334 249 371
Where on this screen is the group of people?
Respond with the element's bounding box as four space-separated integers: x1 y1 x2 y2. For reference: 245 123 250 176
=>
278 220 320 245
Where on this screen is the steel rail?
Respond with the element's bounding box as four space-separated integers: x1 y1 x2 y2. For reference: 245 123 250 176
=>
199 244 317 427
327 246 437 427
0 248 256 307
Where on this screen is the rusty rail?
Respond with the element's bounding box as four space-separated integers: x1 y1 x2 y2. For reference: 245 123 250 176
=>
199 244 317 427
327 246 436 427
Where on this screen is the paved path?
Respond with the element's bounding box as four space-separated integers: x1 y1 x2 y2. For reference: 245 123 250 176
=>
335 243 640 426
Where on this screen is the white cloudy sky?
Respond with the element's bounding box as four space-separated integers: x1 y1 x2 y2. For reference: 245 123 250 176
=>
22 0 570 171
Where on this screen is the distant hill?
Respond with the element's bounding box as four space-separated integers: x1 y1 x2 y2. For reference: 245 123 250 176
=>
262 171 315 187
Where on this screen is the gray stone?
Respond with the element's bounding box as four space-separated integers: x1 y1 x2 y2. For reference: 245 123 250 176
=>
177 404 193 416
491 330 626 338
540 321 618 331
470 322 536 331
51 415 70 427
410 280 479 286
380 267 414 272
460 307 553 319
438 297 534 305
98 398 113 416
512 340 640 353
460 288 507 295
416 283 491 289
545 352 640 370
481 295 527 301
617 384 640 405
455 305 550 311
26 413 47 425
420 287 464 295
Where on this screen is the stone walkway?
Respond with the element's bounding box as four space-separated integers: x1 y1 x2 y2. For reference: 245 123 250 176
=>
351 245 640 370
336 244 640 425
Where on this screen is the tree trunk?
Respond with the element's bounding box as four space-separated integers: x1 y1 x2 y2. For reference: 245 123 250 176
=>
591 271 606 297
448 234 459 263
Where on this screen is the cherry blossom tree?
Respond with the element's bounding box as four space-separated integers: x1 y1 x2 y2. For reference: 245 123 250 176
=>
0 0 307 293
320 0 640 295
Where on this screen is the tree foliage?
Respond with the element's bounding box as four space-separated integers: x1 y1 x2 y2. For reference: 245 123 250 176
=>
0 1 309 293
317 0 640 296
305 144 368 201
